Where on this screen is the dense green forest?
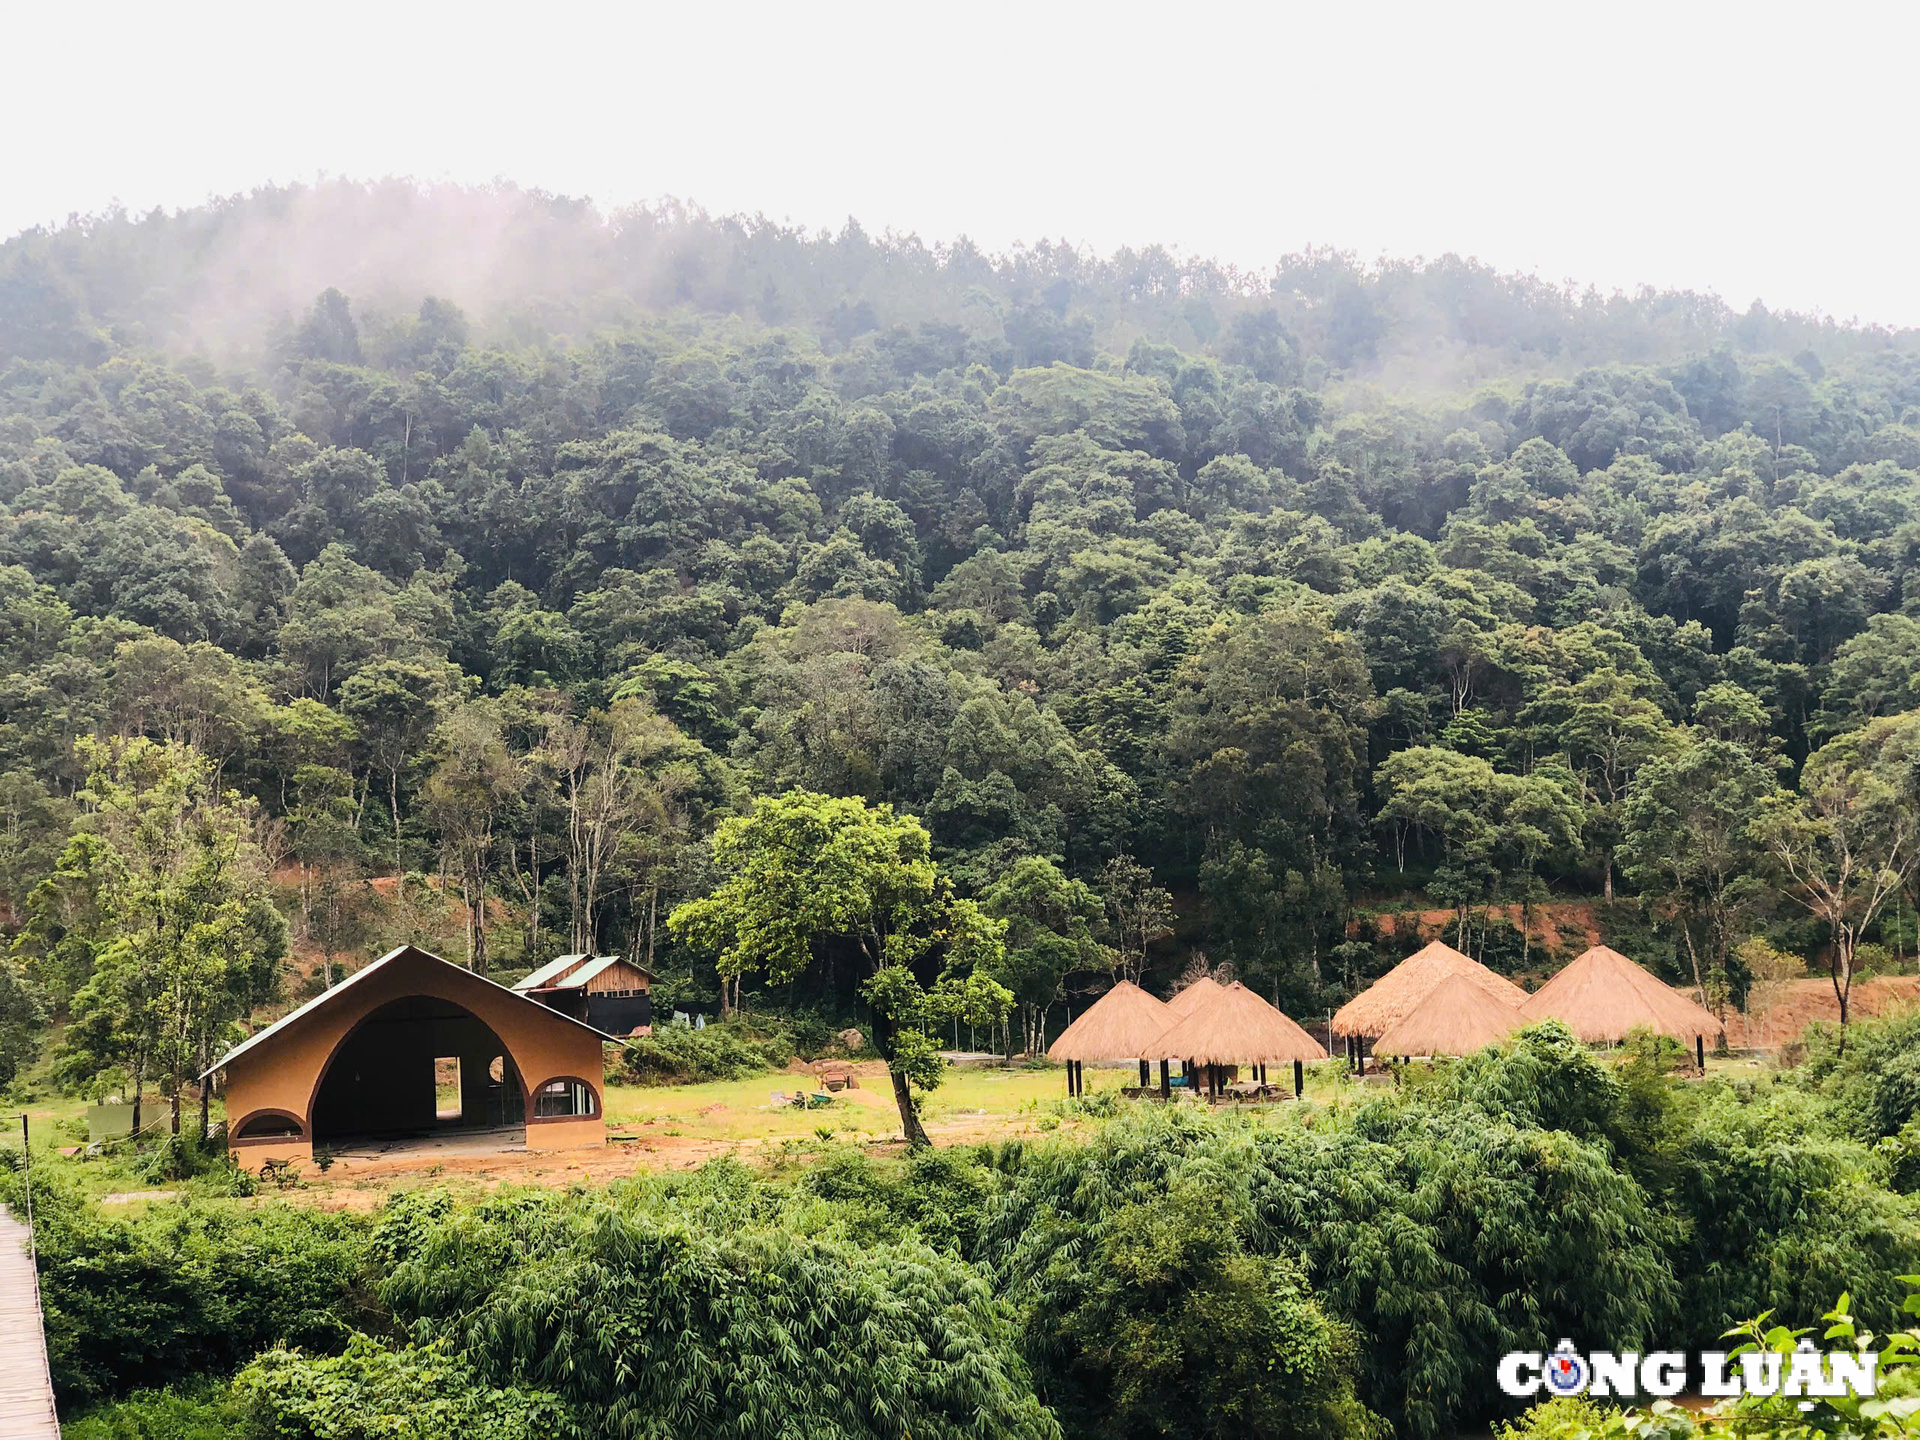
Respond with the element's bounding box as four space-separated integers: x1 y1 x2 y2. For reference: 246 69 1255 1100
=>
6 180 1920 1068
11 179 1920 1439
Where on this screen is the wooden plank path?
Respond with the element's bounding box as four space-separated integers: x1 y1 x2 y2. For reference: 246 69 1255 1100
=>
0 1210 57 1438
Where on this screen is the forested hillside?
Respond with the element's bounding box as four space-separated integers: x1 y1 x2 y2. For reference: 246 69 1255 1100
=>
4 179 1920 1085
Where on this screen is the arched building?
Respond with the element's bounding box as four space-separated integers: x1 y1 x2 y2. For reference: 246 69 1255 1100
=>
207 944 614 1162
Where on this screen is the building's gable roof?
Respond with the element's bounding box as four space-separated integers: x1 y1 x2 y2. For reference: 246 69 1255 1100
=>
543 953 653 990
512 953 595 991
204 945 618 1078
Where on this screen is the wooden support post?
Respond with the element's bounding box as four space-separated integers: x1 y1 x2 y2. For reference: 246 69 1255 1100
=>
1139 1059 1150 1087
1067 1063 1075 1097
1294 1059 1304 1098
1696 1034 1705 1073
1159 1059 1170 1099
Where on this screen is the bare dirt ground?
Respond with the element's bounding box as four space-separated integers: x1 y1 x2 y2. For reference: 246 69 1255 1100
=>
1724 975 1920 1048
1362 903 1603 954
269 1061 1057 1210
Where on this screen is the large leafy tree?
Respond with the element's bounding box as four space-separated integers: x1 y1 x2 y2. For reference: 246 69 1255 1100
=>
669 790 1011 1145
52 737 286 1136
1756 711 1920 1045
981 854 1109 1054
1373 745 1582 957
1620 735 1783 1007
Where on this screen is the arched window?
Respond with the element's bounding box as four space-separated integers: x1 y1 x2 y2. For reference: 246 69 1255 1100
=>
233 1110 304 1140
533 1078 599 1118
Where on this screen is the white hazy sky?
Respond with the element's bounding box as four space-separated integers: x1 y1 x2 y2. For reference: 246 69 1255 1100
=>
7 0 1916 326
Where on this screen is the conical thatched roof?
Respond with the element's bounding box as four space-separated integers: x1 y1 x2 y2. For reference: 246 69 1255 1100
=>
1331 940 1528 1038
1164 975 1226 1020
1048 980 1174 1062
1371 973 1523 1057
1519 945 1725 1044
1147 982 1329 1065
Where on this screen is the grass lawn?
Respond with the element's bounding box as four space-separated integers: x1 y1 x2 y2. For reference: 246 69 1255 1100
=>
0 1044 1780 1210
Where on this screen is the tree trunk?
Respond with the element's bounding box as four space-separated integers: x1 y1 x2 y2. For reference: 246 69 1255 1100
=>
390 770 403 884
889 1067 931 1148
1834 933 1854 1056
130 1053 145 1139
1682 924 1709 1010
169 1083 181 1137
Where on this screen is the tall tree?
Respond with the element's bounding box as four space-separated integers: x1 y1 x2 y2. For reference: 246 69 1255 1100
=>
1756 711 1920 1046
423 699 520 972
669 791 1011 1146
339 657 460 883
1621 737 1782 1007
54 738 286 1137
981 855 1110 1055
541 698 701 956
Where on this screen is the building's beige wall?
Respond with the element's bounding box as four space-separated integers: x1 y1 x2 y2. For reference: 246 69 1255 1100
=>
225 948 605 1161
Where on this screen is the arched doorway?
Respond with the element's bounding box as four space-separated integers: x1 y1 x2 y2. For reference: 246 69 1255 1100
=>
310 994 527 1143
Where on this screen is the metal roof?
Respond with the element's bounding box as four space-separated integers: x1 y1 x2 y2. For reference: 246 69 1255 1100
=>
511 953 594 992
539 953 654 990
202 945 619 1079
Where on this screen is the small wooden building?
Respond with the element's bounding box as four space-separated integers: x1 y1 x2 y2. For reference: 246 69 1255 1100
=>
206 944 615 1162
513 953 654 1035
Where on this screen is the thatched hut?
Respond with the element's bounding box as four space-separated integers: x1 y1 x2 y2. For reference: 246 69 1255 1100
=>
1519 945 1725 1066
1149 981 1328 1099
1330 940 1527 1067
1164 975 1226 1019
1370 973 1523 1059
1048 980 1173 1097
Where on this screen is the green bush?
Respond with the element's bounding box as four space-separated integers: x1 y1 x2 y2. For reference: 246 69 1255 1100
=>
60 1385 246 1440
235 1336 571 1440
372 1187 1060 1440
1253 1113 1673 1439
1668 1086 1920 1345
619 1019 788 1084
12 1173 373 1409
983 1107 1377 1440
1797 1009 1920 1141
793 1143 999 1254
1497 1397 1694 1440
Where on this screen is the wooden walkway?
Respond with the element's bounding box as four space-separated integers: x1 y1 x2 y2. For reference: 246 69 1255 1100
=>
0 1211 57 1438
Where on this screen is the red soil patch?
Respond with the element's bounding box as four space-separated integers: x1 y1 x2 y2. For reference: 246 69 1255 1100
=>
1359 903 1601 955
1723 976 1920 1049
